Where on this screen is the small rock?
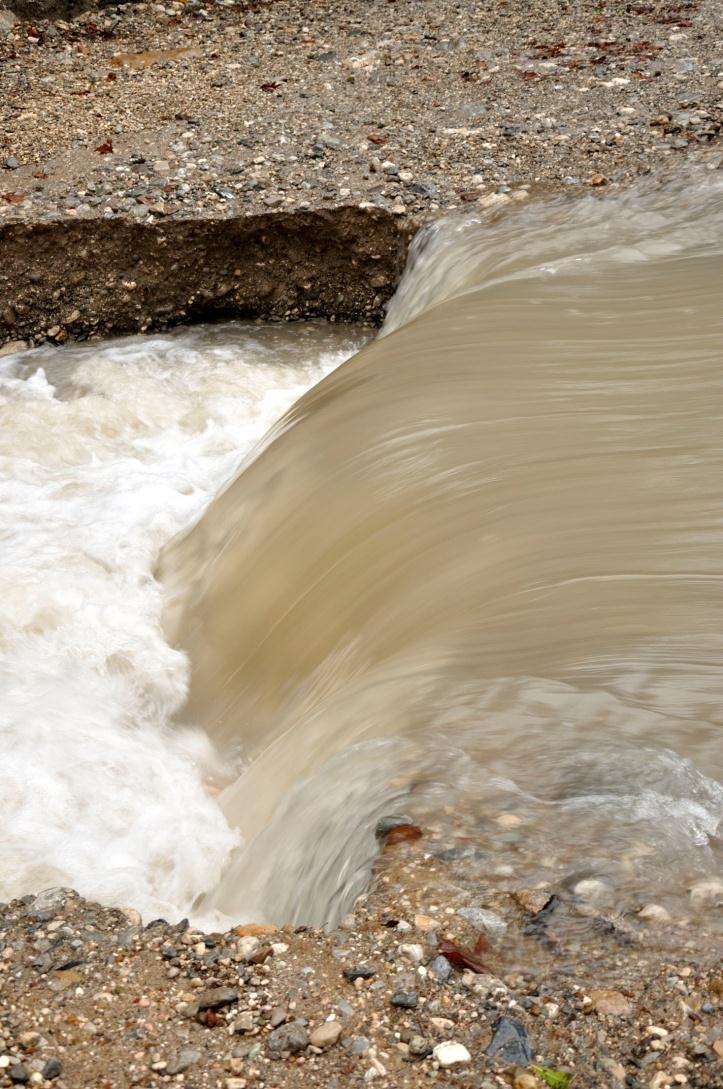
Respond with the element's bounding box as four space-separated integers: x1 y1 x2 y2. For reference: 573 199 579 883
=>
433 1041 471 1067
268 1020 309 1058
166 1050 200 1076
269 1005 287 1028
574 878 612 906
9 1065 28 1085
237 936 260 959
408 1035 432 1058
0 341 28 357
309 1022 342 1050
598 1055 626 1082
689 878 723 909
391 990 418 1009
486 1016 532 1066
511 887 552 914
343 1036 370 1055
399 943 425 964
197 986 238 1011
3 157 19 170
428 955 453 982
639 904 672 926
344 963 376 981
513 1071 540 1089
457 907 507 941
233 1012 255 1034
414 914 436 932
588 989 633 1016
27 888 69 918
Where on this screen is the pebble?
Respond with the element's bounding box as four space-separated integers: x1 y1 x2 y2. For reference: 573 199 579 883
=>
344 963 376 981
268 1020 309 1058
309 1021 343 1050
457 906 507 941
428 955 453 982
197 986 238 1010
391 990 418 1008
689 878 723 909
165 1049 200 1075
408 1035 432 1058
588 989 633 1016
343 1036 370 1055
433 1041 471 1067
598 1056 626 1082
486 1016 532 1066
639 904 672 925
399 942 425 964
512 887 552 914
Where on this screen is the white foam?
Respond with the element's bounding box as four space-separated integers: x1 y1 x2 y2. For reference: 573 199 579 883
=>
0 323 362 920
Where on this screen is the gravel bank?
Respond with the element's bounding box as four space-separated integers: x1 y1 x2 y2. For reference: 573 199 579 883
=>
1 826 721 1089
1 0 721 345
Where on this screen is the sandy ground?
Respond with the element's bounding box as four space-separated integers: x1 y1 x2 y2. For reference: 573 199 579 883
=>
1 825 722 1089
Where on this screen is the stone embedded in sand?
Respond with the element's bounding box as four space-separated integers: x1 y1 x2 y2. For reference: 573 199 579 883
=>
639 904 672 926
309 1021 343 1049
165 1050 200 1076
197 986 238 1011
344 963 376 981
486 1016 532 1066
433 1041 471 1067
268 1020 309 1058
511 887 553 914
588 989 633 1016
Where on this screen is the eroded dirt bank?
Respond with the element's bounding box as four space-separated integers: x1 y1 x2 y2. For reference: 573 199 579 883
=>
0 208 412 349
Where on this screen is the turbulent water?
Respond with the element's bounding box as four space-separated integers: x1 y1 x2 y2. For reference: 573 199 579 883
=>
3 172 723 930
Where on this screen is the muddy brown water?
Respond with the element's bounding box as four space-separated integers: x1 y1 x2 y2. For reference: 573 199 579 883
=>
159 172 723 929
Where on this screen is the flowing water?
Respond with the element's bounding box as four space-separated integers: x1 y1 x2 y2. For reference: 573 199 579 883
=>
2 173 723 934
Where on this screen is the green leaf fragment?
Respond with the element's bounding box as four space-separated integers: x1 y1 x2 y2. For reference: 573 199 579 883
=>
531 1065 573 1089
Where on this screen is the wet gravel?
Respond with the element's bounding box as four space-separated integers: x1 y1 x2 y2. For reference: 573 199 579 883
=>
0 828 721 1089
0 0 721 225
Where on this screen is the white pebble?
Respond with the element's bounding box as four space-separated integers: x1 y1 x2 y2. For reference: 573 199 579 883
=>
399 943 424 965
433 1042 471 1067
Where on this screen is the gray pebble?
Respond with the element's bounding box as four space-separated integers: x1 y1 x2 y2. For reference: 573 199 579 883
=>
428 955 453 982
268 1019 309 1058
486 1015 532 1066
343 1036 370 1055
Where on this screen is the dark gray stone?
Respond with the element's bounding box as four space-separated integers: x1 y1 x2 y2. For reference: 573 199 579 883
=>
486 1016 532 1066
344 963 376 981
391 990 418 1009
268 1019 309 1058
41 1059 62 1080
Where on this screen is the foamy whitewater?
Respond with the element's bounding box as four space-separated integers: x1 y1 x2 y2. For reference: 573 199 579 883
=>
0 322 365 920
